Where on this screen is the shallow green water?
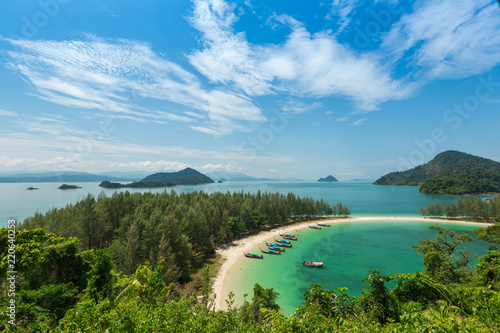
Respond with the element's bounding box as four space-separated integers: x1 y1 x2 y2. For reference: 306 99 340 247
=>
223 220 490 315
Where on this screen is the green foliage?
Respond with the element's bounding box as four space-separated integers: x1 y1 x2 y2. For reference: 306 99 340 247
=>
475 250 500 288
475 221 500 249
21 190 347 284
298 283 357 319
240 283 281 323
361 270 399 324
391 272 451 305
374 150 500 195
413 225 474 284
86 249 114 302
420 195 500 222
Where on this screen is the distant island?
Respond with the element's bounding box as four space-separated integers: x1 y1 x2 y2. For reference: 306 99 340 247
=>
317 175 338 182
0 171 134 183
26 187 38 190
374 150 500 195
206 171 303 182
99 167 214 188
58 184 82 190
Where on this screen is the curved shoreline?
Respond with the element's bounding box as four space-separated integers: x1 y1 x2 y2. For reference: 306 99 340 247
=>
211 216 493 311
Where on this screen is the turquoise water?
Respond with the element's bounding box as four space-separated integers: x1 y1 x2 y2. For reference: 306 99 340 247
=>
0 181 472 226
224 220 490 315
0 182 492 314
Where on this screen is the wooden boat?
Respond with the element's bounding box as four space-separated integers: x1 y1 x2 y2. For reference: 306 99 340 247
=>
317 223 330 227
266 242 285 252
260 247 281 255
274 239 292 247
274 238 291 244
243 252 263 259
302 261 324 267
309 225 321 229
279 233 297 241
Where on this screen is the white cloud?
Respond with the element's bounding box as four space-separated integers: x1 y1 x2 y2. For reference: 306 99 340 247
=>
382 0 500 80
337 171 364 176
109 160 190 172
336 116 349 122
5 36 266 135
0 155 95 171
188 0 274 96
189 0 413 111
330 0 361 33
352 118 367 126
281 99 322 114
0 109 18 117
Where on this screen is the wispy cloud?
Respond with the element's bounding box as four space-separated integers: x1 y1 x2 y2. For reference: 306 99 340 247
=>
189 0 413 111
330 0 361 33
352 118 367 126
4 36 266 135
281 99 322 114
381 0 500 80
0 109 18 117
337 171 364 176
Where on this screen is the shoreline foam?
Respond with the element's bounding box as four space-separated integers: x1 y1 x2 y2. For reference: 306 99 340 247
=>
211 216 493 311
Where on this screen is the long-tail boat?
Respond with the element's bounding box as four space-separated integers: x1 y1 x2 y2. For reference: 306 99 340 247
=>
266 242 285 252
309 225 321 229
243 252 263 259
302 261 324 267
274 239 292 248
317 222 330 227
279 233 297 241
260 247 281 255
275 238 291 244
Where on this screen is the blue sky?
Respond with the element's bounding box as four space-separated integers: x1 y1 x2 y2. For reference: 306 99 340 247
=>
0 0 499 180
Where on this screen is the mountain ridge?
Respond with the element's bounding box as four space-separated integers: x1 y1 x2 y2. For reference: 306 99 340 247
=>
99 167 214 188
374 150 500 195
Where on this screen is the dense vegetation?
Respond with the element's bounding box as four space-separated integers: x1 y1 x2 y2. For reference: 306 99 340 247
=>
57 184 82 190
20 190 347 279
1 222 499 332
100 167 215 188
419 195 500 222
374 150 500 195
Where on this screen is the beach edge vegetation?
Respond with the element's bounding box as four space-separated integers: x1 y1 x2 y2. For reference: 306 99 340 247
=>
1 191 500 331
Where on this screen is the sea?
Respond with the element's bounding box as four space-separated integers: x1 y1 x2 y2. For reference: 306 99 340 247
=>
0 181 481 225
0 181 492 315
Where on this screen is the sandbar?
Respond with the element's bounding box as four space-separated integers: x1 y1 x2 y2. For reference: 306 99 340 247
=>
211 216 493 311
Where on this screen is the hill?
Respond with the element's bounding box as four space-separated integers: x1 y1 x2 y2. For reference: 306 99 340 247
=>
206 171 303 182
100 167 214 188
0 171 129 183
374 150 500 195
318 175 338 182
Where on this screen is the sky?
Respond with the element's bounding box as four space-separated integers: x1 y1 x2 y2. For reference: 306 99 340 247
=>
0 0 499 180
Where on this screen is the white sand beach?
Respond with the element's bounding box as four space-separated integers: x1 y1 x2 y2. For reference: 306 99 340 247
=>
211 216 493 311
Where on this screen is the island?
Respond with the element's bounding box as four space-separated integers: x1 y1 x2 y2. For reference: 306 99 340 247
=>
26 187 39 190
317 175 338 182
374 150 500 195
58 184 82 190
99 167 214 188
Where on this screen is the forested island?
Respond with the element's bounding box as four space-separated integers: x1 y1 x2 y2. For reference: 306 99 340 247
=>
58 184 82 190
374 150 500 195
99 167 214 188
317 175 338 182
